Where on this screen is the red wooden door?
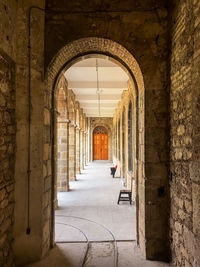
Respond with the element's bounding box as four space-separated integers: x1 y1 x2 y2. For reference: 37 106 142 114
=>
93 126 108 160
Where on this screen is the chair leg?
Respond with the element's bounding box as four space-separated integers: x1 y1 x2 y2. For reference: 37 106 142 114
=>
117 193 121 204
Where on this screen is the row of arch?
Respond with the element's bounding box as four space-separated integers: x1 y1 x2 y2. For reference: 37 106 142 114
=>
55 76 89 198
48 40 145 256
113 81 136 190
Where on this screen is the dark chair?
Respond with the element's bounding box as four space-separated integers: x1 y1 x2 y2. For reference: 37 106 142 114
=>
117 178 133 205
110 165 117 178
110 167 116 178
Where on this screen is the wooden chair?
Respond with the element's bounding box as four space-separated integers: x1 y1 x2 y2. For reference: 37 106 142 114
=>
117 177 133 205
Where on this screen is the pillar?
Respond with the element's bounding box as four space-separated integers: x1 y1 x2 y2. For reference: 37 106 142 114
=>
84 132 87 166
68 123 76 180
76 127 80 174
57 119 69 192
80 130 84 170
85 132 88 164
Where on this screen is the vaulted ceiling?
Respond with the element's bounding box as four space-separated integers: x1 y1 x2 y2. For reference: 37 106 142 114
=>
64 58 129 117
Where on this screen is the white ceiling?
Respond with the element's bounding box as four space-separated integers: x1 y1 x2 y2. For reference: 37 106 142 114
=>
64 58 129 117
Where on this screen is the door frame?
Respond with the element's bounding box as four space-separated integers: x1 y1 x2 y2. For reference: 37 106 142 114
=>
93 126 108 160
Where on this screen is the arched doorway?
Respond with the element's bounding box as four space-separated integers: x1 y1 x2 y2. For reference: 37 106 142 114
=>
93 126 108 160
46 37 149 258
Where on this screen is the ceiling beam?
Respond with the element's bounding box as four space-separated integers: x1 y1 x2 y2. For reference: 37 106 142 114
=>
80 103 118 108
75 94 121 100
68 81 128 89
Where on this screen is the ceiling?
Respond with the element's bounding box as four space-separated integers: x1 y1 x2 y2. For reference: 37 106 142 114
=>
64 58 129 117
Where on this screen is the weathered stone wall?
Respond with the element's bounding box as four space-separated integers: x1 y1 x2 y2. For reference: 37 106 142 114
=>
13 1 45 265
0 0 17 265
0 51 15 267
169 0 200 266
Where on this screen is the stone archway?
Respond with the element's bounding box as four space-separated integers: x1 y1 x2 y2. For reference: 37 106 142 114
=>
45 37 155 259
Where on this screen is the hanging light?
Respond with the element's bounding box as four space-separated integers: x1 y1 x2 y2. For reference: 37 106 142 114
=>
96 59 101 117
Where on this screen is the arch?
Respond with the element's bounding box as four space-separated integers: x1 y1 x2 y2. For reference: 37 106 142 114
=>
45 37 144 255
55 77 69 202
46 38 144 97
54 76 68 119
93 126 108 134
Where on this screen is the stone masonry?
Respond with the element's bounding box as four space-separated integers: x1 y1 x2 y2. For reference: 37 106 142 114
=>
169 0 200 266
0 50 15 267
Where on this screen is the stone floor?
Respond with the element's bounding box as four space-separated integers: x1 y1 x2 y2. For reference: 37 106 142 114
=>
26 161 169 267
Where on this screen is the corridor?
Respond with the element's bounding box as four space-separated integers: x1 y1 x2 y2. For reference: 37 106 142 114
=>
27 161 169 267
2 2 200 266
55 160 136 242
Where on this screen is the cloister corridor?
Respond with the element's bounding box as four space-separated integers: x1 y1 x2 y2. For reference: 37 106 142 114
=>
27 161 168 267
1 2 200 266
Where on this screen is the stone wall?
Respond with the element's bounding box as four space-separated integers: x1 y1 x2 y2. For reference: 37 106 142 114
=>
13 1 45 265
0 0 17 265
56 78 69 192
0 0 173 265
169 0 200 266
0 51 15 267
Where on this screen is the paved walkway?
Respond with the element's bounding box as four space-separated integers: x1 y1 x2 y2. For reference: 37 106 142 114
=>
55 160 136 242
27 161 169 267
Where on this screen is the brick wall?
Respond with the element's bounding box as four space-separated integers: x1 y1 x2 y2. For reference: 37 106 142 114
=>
170 0 200 265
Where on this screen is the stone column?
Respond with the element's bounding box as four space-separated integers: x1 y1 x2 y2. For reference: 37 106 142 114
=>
68 123 76 180
80 130 84 170
85 132 88 164
57 119 69 192
76 127 80 174
82 130 85 169
83 132 86 166
74 126 77 180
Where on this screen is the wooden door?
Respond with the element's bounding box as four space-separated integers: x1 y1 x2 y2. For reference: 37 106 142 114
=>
93 126 108 160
